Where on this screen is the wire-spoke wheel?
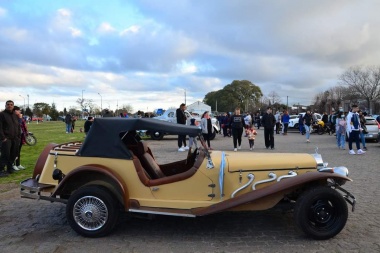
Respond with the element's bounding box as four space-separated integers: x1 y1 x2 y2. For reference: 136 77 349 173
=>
294 186 348 240
66 186 119 237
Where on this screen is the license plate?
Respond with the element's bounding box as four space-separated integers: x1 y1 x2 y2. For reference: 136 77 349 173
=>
364 134 373 138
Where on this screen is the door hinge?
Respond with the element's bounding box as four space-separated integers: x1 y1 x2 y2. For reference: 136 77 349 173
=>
208 184 216 188
208 194 215 198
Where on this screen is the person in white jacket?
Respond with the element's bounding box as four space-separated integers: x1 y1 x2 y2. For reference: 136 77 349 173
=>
346 105 365 155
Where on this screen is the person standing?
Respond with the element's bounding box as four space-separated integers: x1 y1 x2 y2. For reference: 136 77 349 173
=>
274 111 281 134
201 111 213 150
176 103 188 152
336 112 346 150
229 107 244 151
0 100 20 176
222 112 230 137
13 106 26 170
84 116 94 136
188 118 198 150
255 112 261 129
298 114 305 135
346 105 365 155
64 113 72 133
303 111 313 143
358 111 367 151
261 107 276 149
281 110 290 135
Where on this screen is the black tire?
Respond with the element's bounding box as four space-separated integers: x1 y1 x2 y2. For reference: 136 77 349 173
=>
150 131 164 140
294 186 348 240
294 123 299 129
209 128 217 140
317 126 324 135
66 186 120 237
25 134 37 146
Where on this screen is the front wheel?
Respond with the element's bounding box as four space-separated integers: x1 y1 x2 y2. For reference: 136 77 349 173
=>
25 134 37 146
66 186 120 237
294 186 348 240
294 123 299 129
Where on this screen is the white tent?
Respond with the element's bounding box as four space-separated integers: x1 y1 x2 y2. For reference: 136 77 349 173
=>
186 101 211 115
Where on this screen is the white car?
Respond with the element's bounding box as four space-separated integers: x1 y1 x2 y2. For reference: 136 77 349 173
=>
149 109 220 140
288 113 322 129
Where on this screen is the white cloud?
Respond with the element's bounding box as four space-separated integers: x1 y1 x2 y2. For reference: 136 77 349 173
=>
0 7 7 17
120 25 140 36
98 22 116 33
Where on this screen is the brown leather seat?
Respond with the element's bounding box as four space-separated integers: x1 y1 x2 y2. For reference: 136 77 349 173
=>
136 141 166 179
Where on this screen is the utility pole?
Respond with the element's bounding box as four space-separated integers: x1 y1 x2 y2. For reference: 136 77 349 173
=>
98 93 102 114
27 94 29 109
82 90 85 119
287 96 289 110
184 89 187 104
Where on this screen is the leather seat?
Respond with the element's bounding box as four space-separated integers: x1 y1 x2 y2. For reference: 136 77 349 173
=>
136 142 166 179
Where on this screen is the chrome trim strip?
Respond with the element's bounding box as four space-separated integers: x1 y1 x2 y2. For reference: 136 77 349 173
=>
252 172 277 190
277 171 297 181
128 209 196 217
219 152 226 199
231 173 255 198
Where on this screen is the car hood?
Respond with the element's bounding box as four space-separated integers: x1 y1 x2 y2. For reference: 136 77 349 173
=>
222 152 317 172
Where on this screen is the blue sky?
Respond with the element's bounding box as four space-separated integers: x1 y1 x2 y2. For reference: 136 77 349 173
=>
1 0 380 112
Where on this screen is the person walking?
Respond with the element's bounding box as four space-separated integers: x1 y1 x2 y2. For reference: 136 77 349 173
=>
255 112 261 129
336 113 346 150
201 111 213 150
176 103 188 152
245 124 257 150
281 110 290 135
303 111 313 143
346 105 365 155
298 114 305 135
229 107 245 152
13 106 27 170
222 112 230 137
0 100 20 177
261 107 276 149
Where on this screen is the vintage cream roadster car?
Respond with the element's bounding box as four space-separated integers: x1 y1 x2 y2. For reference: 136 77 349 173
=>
20 118 355 239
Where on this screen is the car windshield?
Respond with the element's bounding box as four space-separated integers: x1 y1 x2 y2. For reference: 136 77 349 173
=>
365 117 376 125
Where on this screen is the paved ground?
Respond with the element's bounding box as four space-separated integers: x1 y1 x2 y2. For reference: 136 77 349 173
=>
0 129 379 253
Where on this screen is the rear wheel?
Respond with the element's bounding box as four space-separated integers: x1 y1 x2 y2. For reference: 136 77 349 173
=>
150 131 164 140
66 186 120 237
294 186 348 240
294 123 299 129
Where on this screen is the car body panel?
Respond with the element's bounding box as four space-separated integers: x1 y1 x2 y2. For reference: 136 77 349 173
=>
364 117 379 141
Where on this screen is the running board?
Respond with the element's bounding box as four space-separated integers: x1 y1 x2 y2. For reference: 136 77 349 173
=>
129 207 196 217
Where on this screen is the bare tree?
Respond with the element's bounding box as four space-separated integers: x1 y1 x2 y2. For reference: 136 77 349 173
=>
339 66 380 110
267 91 282 105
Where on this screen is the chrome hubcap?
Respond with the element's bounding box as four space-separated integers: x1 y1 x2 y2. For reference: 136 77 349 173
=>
73 196 108 231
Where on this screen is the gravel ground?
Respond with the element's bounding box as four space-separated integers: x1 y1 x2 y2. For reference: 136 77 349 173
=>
0 129 379 253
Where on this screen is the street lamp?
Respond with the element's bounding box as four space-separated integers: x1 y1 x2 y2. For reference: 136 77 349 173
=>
98 93 102 113
27 94 29 109
19 95 25 111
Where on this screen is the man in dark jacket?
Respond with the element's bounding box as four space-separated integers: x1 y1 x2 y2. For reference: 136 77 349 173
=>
176 103 188 151
0 100 20 176
261 107 276 149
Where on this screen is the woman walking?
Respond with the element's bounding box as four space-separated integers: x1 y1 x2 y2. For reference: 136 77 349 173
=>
201 111 213 150
229 107 245 151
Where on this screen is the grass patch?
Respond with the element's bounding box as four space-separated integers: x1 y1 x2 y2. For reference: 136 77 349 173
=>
0 120 86 185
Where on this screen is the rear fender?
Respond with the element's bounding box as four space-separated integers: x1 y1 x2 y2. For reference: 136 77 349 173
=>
192 172 352 216
52 165 129 209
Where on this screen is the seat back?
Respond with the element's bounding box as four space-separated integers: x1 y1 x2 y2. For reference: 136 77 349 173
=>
137 141 166 179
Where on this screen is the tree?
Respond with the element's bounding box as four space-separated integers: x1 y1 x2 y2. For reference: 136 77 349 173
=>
50 103 59 121
267 91 282 105
33 102 50 117
339 66 380 112
203 80 263 112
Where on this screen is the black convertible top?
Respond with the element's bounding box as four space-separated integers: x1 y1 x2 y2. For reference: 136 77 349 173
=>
77 118 201 159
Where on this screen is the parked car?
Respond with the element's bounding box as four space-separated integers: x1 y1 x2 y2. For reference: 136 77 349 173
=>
150 109 219 140
288 113 322 129
363 116 379 142
20 118 355 239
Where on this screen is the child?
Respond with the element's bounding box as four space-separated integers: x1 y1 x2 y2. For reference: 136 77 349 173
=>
245 124 257 150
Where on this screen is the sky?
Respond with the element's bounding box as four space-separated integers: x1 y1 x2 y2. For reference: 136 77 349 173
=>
1 0 380 113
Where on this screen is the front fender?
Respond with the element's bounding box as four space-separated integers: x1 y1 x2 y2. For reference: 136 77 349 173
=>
52 164 129 209
192 172 352 216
